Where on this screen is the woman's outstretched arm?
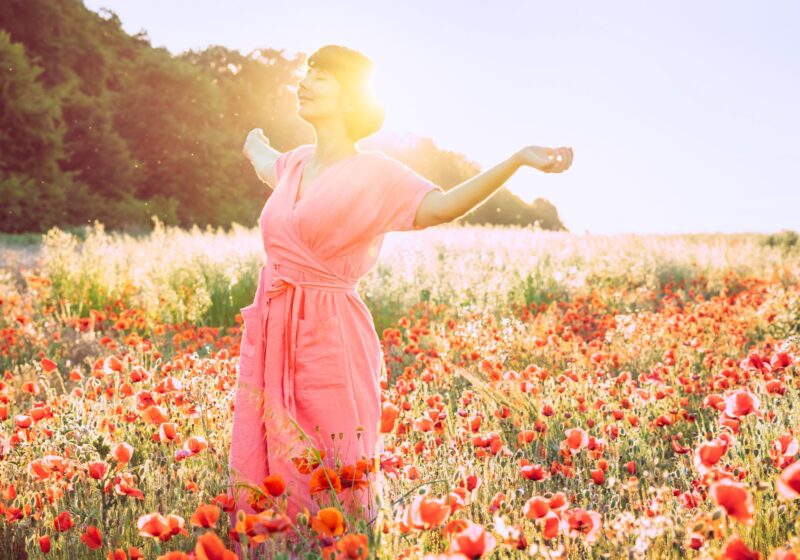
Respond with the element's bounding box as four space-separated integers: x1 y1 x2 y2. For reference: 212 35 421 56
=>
242 128 282 189
417 145 574 228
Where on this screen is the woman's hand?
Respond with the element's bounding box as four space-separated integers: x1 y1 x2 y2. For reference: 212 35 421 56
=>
514 145 574 173
242 128 270 160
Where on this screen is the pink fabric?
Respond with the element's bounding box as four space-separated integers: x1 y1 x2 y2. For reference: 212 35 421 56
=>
227 144 443 550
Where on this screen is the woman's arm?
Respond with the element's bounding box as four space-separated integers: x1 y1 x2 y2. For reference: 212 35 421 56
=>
242 128 282 189
417 145 574 227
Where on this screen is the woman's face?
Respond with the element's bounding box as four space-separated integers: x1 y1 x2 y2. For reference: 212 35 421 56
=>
297 66 348 122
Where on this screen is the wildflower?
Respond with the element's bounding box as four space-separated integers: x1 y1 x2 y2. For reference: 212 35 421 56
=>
195 531 237 560
111 442 134 464
523 496 550 519
409 491 452 529
562 428 589 454
190 504 220 528
724 389 760 418
563 508 602 543
309 466 342 494
54 511 74 532
380 401 398 433
447 520 496 558
694 438 728 475
711 478 754 525
335 533 370 560
261 474 286 497
311 507 346 537
80 525 102 550
777 461 800 500
722 534 761 560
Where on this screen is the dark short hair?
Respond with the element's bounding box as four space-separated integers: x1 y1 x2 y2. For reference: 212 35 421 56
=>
307 45 385 142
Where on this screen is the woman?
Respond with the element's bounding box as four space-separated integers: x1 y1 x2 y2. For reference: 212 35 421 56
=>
228 44 573 552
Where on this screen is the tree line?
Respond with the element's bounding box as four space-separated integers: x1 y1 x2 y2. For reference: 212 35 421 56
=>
0 0 566 233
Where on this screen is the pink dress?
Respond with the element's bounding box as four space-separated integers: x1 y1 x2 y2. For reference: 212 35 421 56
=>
227 144 443 542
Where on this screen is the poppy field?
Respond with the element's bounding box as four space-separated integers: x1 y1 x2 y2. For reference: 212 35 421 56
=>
1 222 800 559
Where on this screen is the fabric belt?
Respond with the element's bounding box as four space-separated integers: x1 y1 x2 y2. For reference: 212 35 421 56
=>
260 261 358 417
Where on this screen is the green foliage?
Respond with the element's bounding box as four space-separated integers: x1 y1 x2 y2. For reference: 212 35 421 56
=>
464 189 567 230
763 229 799 251
0 0 295 233
0 28 74 232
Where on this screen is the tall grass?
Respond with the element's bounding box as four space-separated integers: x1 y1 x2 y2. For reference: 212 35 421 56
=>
7 220 798 334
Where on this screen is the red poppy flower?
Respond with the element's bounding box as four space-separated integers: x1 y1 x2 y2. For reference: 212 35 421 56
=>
711 479 754 525
41 358 58 373
260 474 286 497
563 508 602 543
563 428 589 454
407 491 452 529
54 511 74 532
447 520 497 558
380 402 398 433
194 531 237 560
336 533 370 560
111 442 134 463
80 525 103 550
309 466 342 494
724 389 760 418
523 496 550 519
722 534 761 560
777 460 800 500
38 534 51 553
190 504 220 528
520 463 548 481
694 438 728 474
137 513 170 541
311 507 346 537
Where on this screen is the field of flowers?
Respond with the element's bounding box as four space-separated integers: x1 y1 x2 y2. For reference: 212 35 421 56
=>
1 222 799 559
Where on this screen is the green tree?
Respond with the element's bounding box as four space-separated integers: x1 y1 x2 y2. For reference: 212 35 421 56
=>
0 0 151 230
0 30 75 232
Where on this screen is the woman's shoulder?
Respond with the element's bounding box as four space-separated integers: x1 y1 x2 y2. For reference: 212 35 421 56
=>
283 144 382 163
362 150 393 163
282 143 315 161
278 144 392 173
350 152 409 188
355 149 389 167
273 144 313 173
357 150 415 176
270 144 311 184
363 151 417 171
363 152 431 184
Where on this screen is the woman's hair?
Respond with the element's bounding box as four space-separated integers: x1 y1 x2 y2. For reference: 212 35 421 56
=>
307 45 385 142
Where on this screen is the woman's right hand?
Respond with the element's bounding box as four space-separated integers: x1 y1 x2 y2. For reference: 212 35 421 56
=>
242 128 270 159
514 145 573 173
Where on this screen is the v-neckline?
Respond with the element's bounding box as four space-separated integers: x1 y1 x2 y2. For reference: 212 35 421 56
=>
292 147 365 211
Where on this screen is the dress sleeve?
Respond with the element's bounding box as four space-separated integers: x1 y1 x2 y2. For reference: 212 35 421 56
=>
377 157 445 233
272 150 293 187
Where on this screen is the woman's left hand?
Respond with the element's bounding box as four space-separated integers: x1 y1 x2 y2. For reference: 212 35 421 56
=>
514 145 574 173
242 128 270 160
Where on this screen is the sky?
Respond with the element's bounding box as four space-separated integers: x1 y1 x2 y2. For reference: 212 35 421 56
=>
83 0 799 235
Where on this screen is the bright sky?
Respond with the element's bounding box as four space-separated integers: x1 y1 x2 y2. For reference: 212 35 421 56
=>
84 0 799 235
